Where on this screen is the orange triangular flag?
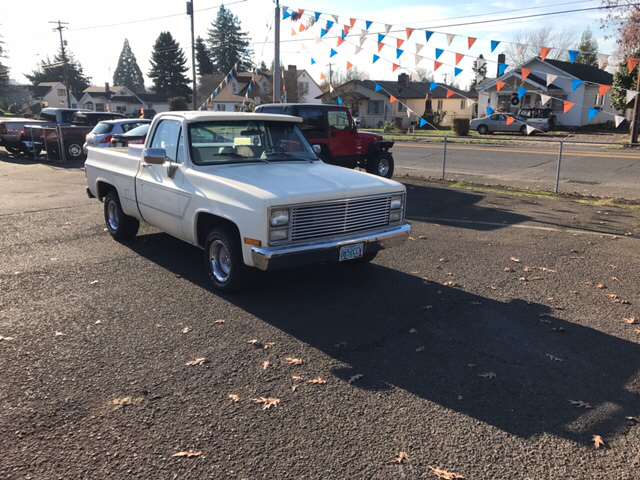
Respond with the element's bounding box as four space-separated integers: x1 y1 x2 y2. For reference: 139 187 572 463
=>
564 101 574 114
541 47 551 61
455 53 464 65
446 89 455 98
297 9 304 17
299 24 306 32
291 28 297 36
397 38 404 48
346 61 353 71
350 18 356 28
390 95 398 103
629 58 640 73
434 61 442 71
506 116 515 125
599 85 611 96
344 25 351 35
496 81 506 92
392 63 399 72
468 37 476 49
521 68 531 82
337 37 345 47
378 43 384 52
407 28 414 40
321 73 326 80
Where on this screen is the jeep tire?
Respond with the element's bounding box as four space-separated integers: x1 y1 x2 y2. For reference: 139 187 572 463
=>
366 151 394 178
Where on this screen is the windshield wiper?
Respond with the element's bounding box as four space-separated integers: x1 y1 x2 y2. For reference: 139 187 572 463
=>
264 152 314 162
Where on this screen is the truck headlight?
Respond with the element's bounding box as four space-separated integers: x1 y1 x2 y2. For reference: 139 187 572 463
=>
270 228 289 242
390 195 403 209
270 209 290 227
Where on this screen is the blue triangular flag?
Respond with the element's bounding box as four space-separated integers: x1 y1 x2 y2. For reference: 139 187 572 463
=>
311 58 316 65
338 97 343 105
430 82 439 91
420 118 427 127
321 28 327 38
366 21 372 30
568 50 580 64
491 40 500 52
373 54 380 64
454 67 462 77
375 83 383 92
378 33 385 44
487 107 495 115
291 12 297 21
588 108 599 122
435 48 444 59
229 70 235 78
330 48 337 58
397 48 404 59
425 31 433 42
214 89 219 98
315 12 321 21
572 79 583 92
283 11 290 20
342 29 347 40
327 21 334 31
248 83 252 92
518 87 527 100
498 63 508 75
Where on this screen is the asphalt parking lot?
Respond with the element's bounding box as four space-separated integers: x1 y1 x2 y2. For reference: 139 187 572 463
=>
1 152 639 479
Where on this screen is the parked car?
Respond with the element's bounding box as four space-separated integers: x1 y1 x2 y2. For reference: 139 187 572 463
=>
84 119 151 153
109 123 150 148
471 113 549 135
255 103 395 178
85 111 411 292
0 117 46 155
518 108 557 128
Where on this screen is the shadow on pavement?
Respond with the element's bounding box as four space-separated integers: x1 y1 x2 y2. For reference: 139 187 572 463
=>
124 231 640 444
0 150 83 169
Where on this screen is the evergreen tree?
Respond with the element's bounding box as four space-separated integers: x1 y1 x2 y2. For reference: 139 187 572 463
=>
26 47 90 98
195 36 214 76
470 54 488 91
611 48 640 111
113 39 145 93
206 5 252 73
259 60 268 71
575 28 599 67
0 34 9 97
148 31 192 97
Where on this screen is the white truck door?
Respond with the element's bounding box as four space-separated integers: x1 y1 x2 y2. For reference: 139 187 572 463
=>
136 119 190 239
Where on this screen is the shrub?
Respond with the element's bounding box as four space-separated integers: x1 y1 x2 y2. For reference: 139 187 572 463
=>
452 117 470 136
383 121 396 133
168 97 189 111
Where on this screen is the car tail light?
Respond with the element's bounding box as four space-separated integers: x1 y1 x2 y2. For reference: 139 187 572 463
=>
39 130 45 138
85 134 89 142
100 135 112 144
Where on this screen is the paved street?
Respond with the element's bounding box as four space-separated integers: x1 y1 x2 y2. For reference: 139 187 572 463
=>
393 140 640 200
1 153 639 479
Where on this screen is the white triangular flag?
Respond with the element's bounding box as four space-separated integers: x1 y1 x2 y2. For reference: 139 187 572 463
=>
224 77 229 85
475 73 484 83
526 125 536 135
516 44 524 55
315 36 322 44
355 45 363 55
415 44 424 55
385 24 392 34
406 109 411 118
307 18 315 28
332 15 339 24
466 99 476 108
626 89 639 104
282 6 289 15
597 54 609 69
301 44 308 52
615 115 626 127
329 85 334 93
446 34 455 46
415 54 423 66
546 74 557 86
540 94 551 106
476 57 485 68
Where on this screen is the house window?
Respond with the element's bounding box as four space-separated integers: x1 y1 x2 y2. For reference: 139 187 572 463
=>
215 104 226 111
298 82 309 95
460 100 465 109
367 100 383 115
255 96 261 105
57 89 65 96
437 100 443 110
595 94 605 108
497 94 512 111
95 103 105 112
262 81 268 91
116 106 127 112
551 94 568 113
398 102 406 112
232 81 238 94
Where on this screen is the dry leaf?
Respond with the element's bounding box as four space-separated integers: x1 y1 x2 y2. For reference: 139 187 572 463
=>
519 277 527 282
185 358 207 366
584 281 594 286
348 374 363 384
112 396 144 409
252 397 280 410
0 336 15 342
626 416 639 423
504 267 514 272
489 286 498 291
291 385 299 392
90 280 99 285
597 283 607 289
182 327 191 334
635 329 640 335
408 328 418 334
623 317 638 325
285 357 303 365
478 372 496 379
510 257 521 263
592 435 605 449
523 266 534 272
247 339 262 347
308 377 327 384
408 236 416 241
530 276 543 281
262 360 271 370
416 346 426 352
609 294 619 299
539 267 556 273
55 331 65 336
334 341 347 348
439 258 448 262
611 276 623 283
292 375 304 382
263 342 275 349
443 281 457 287
428 466 465 479
391 452 410 464
568 400 592 409
172 451 202 458
609 264 617 269
457 395 464 401
228 394 240 402
546 354 563 362
213 319 225 324
550 327 566 333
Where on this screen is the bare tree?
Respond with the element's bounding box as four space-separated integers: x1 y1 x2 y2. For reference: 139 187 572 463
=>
411 67 434 82
504 27 577 66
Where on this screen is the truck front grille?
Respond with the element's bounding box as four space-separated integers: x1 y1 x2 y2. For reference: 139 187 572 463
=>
290 195 392 242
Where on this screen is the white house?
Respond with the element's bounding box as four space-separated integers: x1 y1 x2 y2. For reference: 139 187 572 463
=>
27 82 78 108
78 84 171 114
477 57 617 127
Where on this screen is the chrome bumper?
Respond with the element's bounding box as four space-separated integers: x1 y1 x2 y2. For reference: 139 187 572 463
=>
251 223 412 271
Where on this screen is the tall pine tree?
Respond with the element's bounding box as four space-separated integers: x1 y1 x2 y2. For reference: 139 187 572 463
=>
26 47 91 99
611 48 640 111
113 39 145 93
470 55 488 91
148 31 192 97
195 36 214 76
206 5 252 73
576 28 599 67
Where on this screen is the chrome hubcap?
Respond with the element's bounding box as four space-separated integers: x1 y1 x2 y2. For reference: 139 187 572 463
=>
69 144 82 157
378 158 389 176
209 240 231 282
107 201 119 231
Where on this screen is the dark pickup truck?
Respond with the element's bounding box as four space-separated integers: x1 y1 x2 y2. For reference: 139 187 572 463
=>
0 117 46 155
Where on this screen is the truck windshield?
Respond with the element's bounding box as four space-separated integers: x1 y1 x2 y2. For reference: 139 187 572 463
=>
188 120 317 165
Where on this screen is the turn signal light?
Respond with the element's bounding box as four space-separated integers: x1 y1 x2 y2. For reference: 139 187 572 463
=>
244 238 262 247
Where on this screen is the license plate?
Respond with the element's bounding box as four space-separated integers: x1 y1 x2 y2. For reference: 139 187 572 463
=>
339 243 364 262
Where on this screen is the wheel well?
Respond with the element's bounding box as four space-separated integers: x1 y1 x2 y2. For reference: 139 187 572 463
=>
96 181 116 201
196 212 239 248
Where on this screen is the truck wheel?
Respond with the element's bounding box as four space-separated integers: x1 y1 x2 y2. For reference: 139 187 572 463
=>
6 146 22 155
66 141 86 161
22 145 42 157
204 226 254 293
104 191 139 241
477 125 488 135
366 151 394 178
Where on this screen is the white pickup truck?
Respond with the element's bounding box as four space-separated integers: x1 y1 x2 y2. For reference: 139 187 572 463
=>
85 111 411 292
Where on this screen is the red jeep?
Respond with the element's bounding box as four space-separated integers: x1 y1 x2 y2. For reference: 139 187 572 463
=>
255 103 395 178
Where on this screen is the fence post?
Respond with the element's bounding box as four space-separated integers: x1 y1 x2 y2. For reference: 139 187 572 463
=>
554 141 563 193
442 136 448 180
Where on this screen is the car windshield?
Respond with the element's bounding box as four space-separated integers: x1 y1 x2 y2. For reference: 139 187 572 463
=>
123 124 149 137
92 122 113 134
188 120 317 165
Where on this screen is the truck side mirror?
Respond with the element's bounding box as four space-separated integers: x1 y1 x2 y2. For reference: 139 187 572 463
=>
312 144 322 155
143 148 166 165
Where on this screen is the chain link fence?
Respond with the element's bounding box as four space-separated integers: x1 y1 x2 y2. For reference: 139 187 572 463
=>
24 125 87 162
385 134 640 201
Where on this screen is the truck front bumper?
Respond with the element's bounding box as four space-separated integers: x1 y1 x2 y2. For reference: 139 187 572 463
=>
250 223 411 271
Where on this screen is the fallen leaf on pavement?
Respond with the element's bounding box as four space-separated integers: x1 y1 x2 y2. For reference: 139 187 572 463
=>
546 354 563 362
292 375 304 382
428 466 465 479
213 319 225 324
408 328 418 334
291 385 299 392
112 396 144 409
443 281 457 287
55 331 65 336
252 397 280 410
609 264 617 269
623 317 638 325
439 258 448 262
510 257 521 263
228 394 240 402
408 237 415 241
348 374 363 384
584 281 594 286
185 358 207 366
416 346 426 352
592 435 605 449
263 342 275 349
247 339 262 347
478 372 496 379
626 416 639 423
523 266 534 272
0 336 14 342
285 357 303 365
539 267 556 272
172 451 202 458
391 452 410 464
636 329 640 335
597 283 607 289
504 267 514 272
568 400 592 409
611 276 623 283
550 327 566 333
609 294 619 299
308 377 326 384
90 280 99 285
262 360 271 370
519 277 527 282
489 286 498 291
182 327 191 334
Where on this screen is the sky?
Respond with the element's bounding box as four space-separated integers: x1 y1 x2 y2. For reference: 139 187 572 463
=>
0 0 619 95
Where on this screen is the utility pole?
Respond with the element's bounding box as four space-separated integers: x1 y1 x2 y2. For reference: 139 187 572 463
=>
49 20 71 108
187 1 196 110
273 0 281 103
632 71 640 145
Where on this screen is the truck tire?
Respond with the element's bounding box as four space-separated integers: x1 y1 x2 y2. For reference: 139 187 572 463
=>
66 141 86 161
366 151 394 178
204 226 254 293
104 191 139 241
22 145 42 157
5 146 22 155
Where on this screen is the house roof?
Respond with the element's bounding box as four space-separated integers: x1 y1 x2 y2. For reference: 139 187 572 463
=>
544 58 613 84
83 85 128 94
38 82 61 87
27 85 52 98
137 93 171 103
322 79 477 100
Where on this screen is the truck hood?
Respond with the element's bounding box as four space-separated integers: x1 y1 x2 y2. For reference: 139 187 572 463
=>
193 161 404 205
357 131 383 141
